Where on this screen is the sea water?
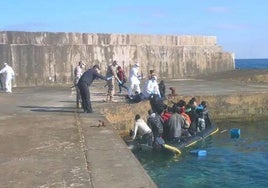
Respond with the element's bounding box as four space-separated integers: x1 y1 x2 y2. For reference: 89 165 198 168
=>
133 59 268 187
134 120 268 188
235 58 268 69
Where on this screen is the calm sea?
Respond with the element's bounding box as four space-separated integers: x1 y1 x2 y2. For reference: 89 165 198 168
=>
235 58 268 69
134 121 268 188
133 59 268 187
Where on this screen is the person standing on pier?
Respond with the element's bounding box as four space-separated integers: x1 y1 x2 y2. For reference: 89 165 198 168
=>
116 65 128 94
0 63 15 93
128 63 141 98
77 65 108 113
105 60 121 102
73 61 86 108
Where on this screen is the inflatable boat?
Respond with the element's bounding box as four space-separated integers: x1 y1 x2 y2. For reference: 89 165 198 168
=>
162 118 219 154
130 114 218 155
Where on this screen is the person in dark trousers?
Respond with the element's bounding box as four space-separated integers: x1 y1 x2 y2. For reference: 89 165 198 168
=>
77 64 108 113
0 74 3 90
116 66 128 93
158 80 166 99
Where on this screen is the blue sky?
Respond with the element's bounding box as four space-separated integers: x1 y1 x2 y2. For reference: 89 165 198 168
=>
1 0 267 58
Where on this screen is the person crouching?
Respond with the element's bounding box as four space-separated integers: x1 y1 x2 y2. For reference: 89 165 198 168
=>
131 114 153 146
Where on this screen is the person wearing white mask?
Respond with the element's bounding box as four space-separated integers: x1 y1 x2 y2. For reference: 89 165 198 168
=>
128 63 141 98
0 63 15 93
142 75 161 99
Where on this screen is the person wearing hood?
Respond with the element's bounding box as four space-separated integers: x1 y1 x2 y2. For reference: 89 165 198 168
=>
128 63 141 98
0 63 15 93
142 75 161 100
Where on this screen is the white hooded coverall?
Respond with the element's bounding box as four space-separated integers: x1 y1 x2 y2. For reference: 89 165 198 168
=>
0 63 15 92
128 64 141 96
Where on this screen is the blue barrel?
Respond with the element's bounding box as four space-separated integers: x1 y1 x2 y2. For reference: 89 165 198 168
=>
230 128 240 138
190 149 207 157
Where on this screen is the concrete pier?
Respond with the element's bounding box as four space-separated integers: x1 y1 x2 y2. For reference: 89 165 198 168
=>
0 86 157 188
0 70 267 187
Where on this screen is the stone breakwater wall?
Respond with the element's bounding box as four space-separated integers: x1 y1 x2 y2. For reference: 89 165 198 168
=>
103 93 267 134
0 31 234 87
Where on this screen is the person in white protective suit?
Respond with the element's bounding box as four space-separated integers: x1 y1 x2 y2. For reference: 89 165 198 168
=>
142 75 161 100
128 63 141 98
0 63 15 93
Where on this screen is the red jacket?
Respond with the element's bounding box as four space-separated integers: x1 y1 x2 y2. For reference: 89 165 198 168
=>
117 67 126 81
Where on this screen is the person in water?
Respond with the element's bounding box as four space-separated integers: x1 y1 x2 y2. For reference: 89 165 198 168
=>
131 114 152 146
147 109 164 145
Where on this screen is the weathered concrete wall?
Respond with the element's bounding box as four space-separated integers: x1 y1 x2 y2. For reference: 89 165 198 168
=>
103 93 268 135
0 31 234 87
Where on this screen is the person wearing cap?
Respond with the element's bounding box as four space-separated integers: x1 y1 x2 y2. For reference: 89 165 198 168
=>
0 63 15 93
74 61 86 108
105 60 121 102
128 63 141 98
77 65 108 113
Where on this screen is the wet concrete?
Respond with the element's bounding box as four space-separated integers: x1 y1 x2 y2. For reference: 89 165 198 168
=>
0 71 267 187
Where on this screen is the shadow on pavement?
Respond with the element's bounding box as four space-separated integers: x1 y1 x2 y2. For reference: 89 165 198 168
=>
18 105 79 113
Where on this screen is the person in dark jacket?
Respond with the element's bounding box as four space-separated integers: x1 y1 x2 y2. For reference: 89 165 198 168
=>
116 66 128 93
186 97 198 135
147 110 164 140
77 65 107 113
158 80 166 99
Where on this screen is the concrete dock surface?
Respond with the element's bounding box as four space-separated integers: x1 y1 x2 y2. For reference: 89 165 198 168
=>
0 86 156 188
0 70 267 188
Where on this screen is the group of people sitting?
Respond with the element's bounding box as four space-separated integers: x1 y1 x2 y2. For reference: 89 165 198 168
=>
130 96 210 149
